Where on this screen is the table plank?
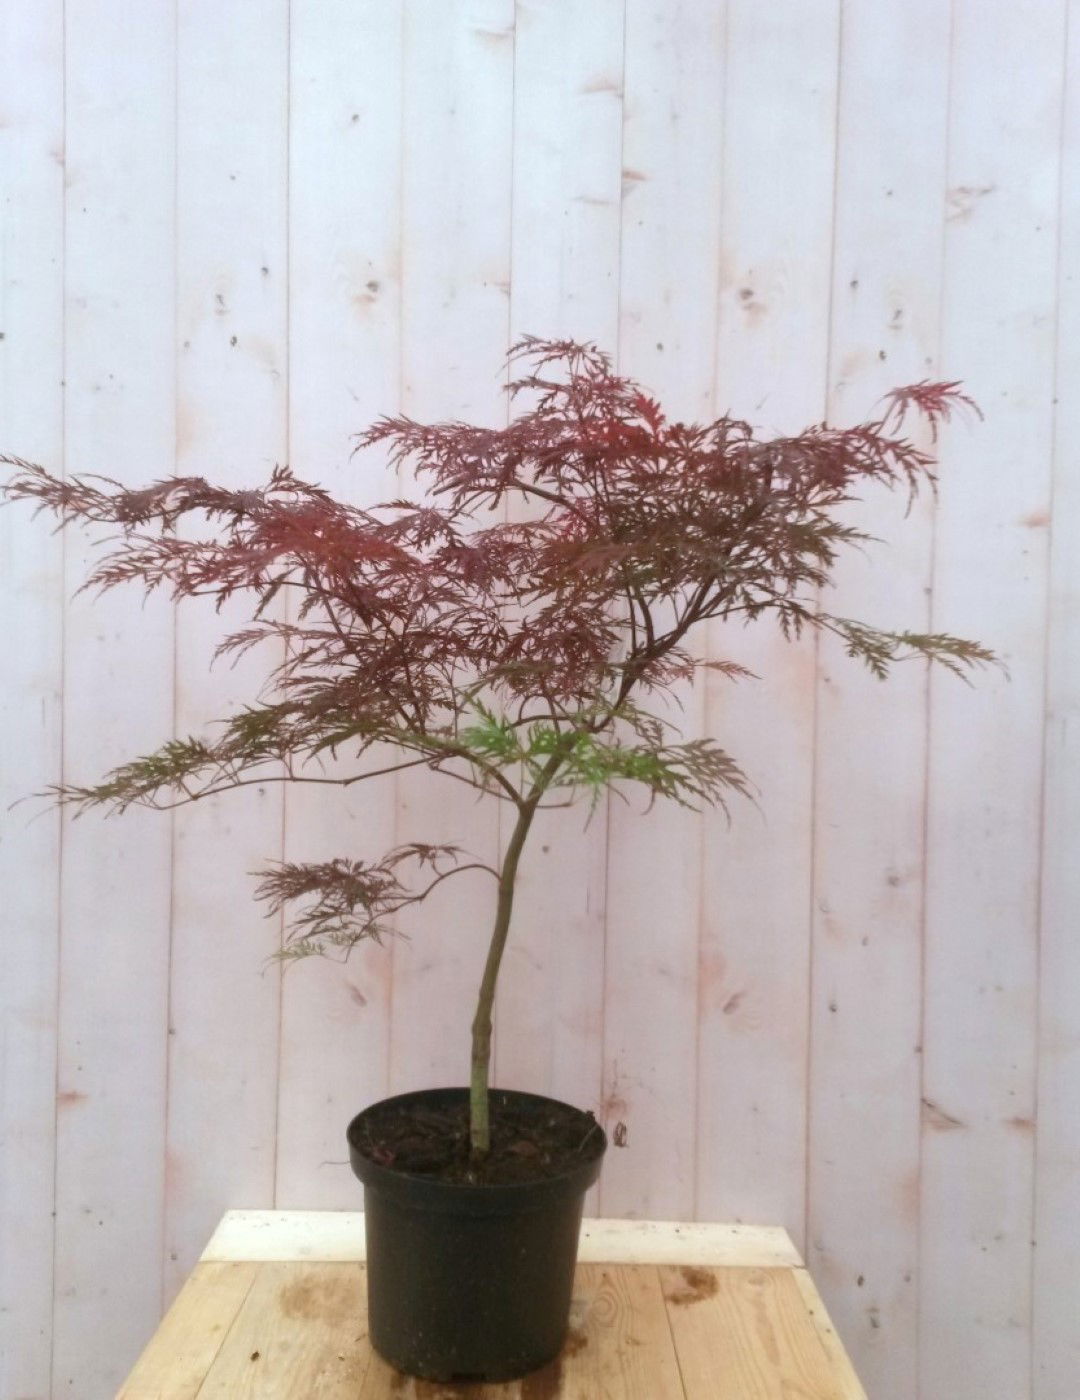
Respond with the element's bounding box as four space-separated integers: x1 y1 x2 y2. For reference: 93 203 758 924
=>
201 1211 801 1269
522 1264 685 1400
789 1268 869 1400
195 1262 370 1398
119 1218 867 1398
659 1265 853 1400
118 1262 258 1399
359 1353 522 1398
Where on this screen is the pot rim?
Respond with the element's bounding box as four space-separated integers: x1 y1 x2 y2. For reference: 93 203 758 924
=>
346 1086 607 1207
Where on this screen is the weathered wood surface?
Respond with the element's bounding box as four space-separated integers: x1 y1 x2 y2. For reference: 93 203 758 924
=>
119 1216 865 1399
51 4 177 1395
806 3 948 1395
200 1210 803 1268
2 3 1076 1397
0 7 64 1399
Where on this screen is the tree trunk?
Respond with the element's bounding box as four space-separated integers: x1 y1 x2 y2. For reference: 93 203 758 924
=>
468 743 570 1159
468 796 538 1158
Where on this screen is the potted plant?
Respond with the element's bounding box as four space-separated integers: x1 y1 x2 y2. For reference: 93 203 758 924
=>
3 338 992 1382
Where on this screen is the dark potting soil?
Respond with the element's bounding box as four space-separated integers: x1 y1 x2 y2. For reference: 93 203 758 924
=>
351 1093 604 1186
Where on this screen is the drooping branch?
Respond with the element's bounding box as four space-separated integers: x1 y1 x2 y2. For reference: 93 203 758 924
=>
2 339 998 1159
257 844 501 961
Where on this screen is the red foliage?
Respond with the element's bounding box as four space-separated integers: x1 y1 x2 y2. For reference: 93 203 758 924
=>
2 338 993 955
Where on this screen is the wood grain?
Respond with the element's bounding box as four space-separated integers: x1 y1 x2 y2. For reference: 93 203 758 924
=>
118 1262 258 1399
2 8 1077 1397
196 1262 370 1398
1032 6 1080 1398
920 3 1066 1396
0 5 64 1397
275 0 404 1213
165 0 289 1301
200 1210 803 1270
697 0 838 1245
495 0 622 1220
389 0 513 1097
119 1252 867 1399
359 1354 521 1398
661 1264 850 1400
601 0 726 1222
790 1267 869 1400
52 2 177 1394
806 3 949 1396
533 1264 685 1399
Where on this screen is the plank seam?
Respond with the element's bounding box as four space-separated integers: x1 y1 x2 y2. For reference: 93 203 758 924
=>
656 1263 691 1399
597 0 630 1219
48 3 69 1391
271 0 294 1213
160 0 180 1317
1031 9 1073 1399
917 5 958 1394
189 1264 263 1400
804 0 846 1272
695 0 732 1225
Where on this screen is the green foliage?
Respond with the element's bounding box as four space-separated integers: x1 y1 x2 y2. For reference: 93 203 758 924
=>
826 618 999 681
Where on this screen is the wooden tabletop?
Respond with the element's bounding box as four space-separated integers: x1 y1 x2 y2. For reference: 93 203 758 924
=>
118 1212 867 1399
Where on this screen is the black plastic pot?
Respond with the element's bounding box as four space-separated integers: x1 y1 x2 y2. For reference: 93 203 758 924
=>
346 1086 606 1383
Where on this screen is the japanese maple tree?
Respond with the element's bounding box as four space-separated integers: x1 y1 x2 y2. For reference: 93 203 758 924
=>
3 338 993 1159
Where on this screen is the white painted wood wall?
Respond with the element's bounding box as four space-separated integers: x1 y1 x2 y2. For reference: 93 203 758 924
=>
0 2 1075 1397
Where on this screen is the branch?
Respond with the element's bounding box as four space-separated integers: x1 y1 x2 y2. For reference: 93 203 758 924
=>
261 846 500 961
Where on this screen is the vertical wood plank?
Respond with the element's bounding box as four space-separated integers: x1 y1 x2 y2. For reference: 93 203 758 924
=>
697 0 839 1241
493 0 624 1167
0 4 64 1395
600 0 726 1221
165 0 290 1299
0 11 1076 1396
1033 4 1080 1397
806 4 949 1397
54 0 176 1392
389 0 514 1094
921 2 1065 1395
276 0 405 1212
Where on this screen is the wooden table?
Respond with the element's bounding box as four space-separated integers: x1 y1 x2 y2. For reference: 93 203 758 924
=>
119 1212 867 1398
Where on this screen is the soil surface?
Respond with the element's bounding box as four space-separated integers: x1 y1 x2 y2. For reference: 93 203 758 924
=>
352 1092 605 1186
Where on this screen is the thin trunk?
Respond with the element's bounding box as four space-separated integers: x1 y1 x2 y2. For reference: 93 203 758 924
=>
469 754 563 1158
